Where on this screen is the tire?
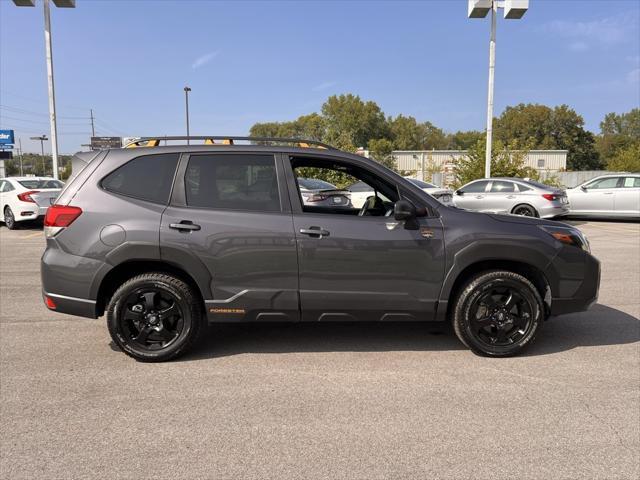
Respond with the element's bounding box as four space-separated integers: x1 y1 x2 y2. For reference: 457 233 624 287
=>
107 273 204 362
4 206 18 230
511 204 538 217
452 270 544 357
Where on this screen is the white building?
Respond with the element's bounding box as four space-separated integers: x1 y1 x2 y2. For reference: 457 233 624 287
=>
392 149 568 186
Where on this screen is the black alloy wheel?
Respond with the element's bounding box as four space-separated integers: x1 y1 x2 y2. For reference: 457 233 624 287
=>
512 204 537 217
107 273 204 362
452 271 544 357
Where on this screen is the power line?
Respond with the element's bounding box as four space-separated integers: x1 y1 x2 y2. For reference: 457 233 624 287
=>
0 104 89 120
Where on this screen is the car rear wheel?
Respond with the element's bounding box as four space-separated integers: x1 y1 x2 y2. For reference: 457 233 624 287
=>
511 204 538 217
452 271 543 357
107 273 204 362
4 206 17 230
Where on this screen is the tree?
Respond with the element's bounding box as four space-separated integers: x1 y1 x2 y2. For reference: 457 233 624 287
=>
387 115 448 150
494 103 601 170
453 139 537 188
597 108 640 168
446 130 484 150
249 113 326 142
606 143 640 172
321 94 388 151
367 138 395 169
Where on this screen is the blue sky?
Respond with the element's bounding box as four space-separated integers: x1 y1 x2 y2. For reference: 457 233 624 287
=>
1 0 639 154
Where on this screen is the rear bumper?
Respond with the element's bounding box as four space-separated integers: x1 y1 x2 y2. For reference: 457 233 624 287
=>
538 203 570 219
549 252 600 316
42 291 97 318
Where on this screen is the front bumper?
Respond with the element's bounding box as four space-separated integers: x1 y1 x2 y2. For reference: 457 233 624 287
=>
548 250 600 316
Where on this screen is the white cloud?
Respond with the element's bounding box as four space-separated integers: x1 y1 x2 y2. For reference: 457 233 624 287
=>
543 13 638 51
192 51 219 69
312 81 337 92
627 68 640 84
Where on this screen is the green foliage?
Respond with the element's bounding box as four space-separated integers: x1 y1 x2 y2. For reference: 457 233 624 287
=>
321 94 388 150
367 138 395 169
3 153 72 178
597 109 640 169
453 139 537 188
446 130 484 150
493 103 601 170
606 143 640 172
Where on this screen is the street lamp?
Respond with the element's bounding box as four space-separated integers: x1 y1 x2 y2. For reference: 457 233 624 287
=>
184 86 192 144
12 0 76 180
30 135 48 174
468 0 528 178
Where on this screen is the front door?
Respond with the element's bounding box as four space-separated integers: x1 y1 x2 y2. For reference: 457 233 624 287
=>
571 177 619 214
161 152 299 322
285 154 445 322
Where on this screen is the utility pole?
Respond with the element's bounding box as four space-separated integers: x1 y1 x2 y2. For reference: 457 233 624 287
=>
30 135 48 175
90 108 95 137
18 138 24 176
184 86 191 144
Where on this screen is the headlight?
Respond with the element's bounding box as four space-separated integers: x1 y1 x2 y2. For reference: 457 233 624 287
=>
539 225 590 252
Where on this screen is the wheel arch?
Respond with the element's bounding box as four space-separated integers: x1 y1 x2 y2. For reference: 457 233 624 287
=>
440 259 551 322
511 203 538 217
95 260 206 317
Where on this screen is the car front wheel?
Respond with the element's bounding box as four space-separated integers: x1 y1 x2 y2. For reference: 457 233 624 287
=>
452 271 544 357
107 273 204 362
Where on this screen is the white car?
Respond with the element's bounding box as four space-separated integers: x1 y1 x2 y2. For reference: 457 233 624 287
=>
0 177 64 229
566 174 640 219
347 177 453 209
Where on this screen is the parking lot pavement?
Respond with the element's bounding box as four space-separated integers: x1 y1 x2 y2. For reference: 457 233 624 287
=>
1 221 638 480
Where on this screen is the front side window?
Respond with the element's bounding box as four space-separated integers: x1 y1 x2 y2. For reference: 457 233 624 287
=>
463 181 489 193
586 177 620 189
185 154 280 212
291 156 399 216
490 181 515 193
102 153 180 204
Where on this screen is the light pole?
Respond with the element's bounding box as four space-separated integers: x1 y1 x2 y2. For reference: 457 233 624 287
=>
184 86 192 144
12 0 76 180
468 0 528 178
30 135 48 174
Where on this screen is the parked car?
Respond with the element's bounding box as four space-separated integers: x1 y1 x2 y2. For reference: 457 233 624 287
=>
453 177 569 218
348 178 452 208
405 178 454 206
41 136 599 362
565 174 640 219
0 177 64 229
297 177 351 208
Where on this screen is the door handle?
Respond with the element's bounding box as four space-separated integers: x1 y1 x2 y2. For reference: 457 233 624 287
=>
507 195 516 199
475 195 484 199
603 192 614 195
299 227 330 238
169 221 201 232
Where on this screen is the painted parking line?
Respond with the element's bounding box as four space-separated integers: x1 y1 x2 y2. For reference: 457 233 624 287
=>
21 231 44 239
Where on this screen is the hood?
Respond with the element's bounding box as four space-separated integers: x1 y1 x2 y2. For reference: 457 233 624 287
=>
488 213 571 228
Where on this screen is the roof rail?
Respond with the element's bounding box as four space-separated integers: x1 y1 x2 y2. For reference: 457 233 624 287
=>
123 136 336 150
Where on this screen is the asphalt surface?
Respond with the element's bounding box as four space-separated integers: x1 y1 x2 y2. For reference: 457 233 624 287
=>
1 220 639 480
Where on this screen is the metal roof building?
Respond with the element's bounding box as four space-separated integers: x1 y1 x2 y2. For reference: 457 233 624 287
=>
392 149 568 186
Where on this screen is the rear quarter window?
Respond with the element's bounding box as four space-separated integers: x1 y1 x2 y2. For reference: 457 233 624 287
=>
101 153 180 204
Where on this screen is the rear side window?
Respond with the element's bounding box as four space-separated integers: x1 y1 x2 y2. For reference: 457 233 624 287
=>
463 181 489 193
185 154 280 212
490 181 515 193
623 177 640 188
102 153 179 204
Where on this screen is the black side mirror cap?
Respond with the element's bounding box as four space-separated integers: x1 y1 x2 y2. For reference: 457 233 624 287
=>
580 185 587 191
394 199 416 221
456 190 464 195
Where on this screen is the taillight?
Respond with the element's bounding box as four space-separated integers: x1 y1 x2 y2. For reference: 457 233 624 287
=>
542 193 558 201
306 193 328 202
17 190 40 203
44 204 82 238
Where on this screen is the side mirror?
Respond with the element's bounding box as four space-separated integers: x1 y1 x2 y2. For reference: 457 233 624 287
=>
394 199 416 221
580 185 587 191
456 190 464 196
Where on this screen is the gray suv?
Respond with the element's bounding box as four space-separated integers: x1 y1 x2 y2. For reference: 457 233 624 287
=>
41 137 600 362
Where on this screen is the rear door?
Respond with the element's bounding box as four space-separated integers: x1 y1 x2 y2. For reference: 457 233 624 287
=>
161 152 299 322
484 180 517 213
615 176 640 216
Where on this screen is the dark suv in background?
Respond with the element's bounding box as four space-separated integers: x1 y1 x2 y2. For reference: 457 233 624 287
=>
41 137 600 362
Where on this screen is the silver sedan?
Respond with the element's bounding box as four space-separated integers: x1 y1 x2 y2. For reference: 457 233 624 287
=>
453 178 570 218
566 174 640 218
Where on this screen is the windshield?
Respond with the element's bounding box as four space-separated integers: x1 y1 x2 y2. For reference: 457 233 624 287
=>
297 178 337 190
18 179 64 189
407 178 437 189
